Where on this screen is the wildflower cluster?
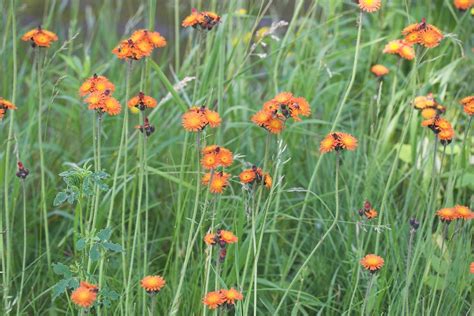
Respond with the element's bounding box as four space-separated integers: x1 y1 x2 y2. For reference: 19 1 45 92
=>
202 288 243 310
239 165 272 189
421 115 455 145
80 75 121 116
204 229 238 262
112 29 166 60
70 281 99 309
140 275 166 294
459 96 474 116
21 26 58 47
413 93 446 119
358 200 378 220
0 97 17 120
182 106 222 132
182 9 221 30
383 39 416 60
436 205 473 223
402 19 444 48
319 132 358 153
251 92 311 134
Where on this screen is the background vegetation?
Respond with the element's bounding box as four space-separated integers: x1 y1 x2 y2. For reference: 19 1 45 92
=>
0 0 472 314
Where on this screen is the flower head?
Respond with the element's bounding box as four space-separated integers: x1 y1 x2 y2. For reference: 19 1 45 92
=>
358 0 382 12
140 275 166 294
383 40 415 60
436 207 457 222
203 291 225 309
70 282 98 308
454 0 474 10
204 233 217 245
79 74 115 97
113 30 166 60
218 230 238 244
221 288 243 305
370 64 389 77
402 19 443 48
182 106 221 132
320 132 358 153
460 96 474 116
0 98 17 120
360 254 384 272
454 205 473 220
200 146 233 169
421 115 454 145
239 166 272 189
182 9 221 31
85 91 122 116
202 172 231 194
21 26 58 47
128 92 157 111
470 262 474 274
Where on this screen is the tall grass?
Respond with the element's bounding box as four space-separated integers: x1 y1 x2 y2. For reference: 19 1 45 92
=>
0 0 472 314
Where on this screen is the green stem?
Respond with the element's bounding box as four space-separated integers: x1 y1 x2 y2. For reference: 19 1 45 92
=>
16 181 27 316
361 274 375 315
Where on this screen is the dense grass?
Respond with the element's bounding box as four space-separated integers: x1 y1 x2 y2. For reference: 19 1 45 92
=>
1 0 473 314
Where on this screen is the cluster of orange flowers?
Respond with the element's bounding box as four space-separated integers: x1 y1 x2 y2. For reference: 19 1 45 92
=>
70 281 98 309
436 205 473 222
251 92 311 134
112 29 166 60
80 75 121 116
204 229 238 262
21 26 58 47
370 64 389 78
413 93 446 119
140 275 166 294
358 0 382 13
453 0 474 10
201 145 233 170
203 288 243 310
358 200 378 220
0 98 17 120
182 106 222 132
182 9 221 30
128 92 157 136
459 96 474 116
402 19 444 48
319 132 358 153
383 39 416 60
360 254 385 273
421 115 455 145
239 166 272 189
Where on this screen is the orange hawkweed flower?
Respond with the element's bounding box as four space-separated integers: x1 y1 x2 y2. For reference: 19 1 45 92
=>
360 254 384 272
128 92 157 111
200 146 233 169
221 288 243 305
371 64 389 77
203 291 225 310
422 115 454 145
239 166 272 189
454 205 473 220
182 9 221 31
251 110 272 126
113 29 166 60
209 172 230 194
320 132 358 153
470 262 474 274
398 44 416 60
263 173 272 189
140 275 166 294
454 0 474 10
204 233 217 245
216 148 233 167
201 154 219 170
413 93 445 119
264 116 285 134
460 96 474 116
79 74 115 97
383 40 415 60
402 19 443 48
219 230 238 244
239 169 257 184
84 91 121 116
358 0 382 12
182 106 222 132
21 26 58 47
436 207 457 222
70 282 98 308
0 98 17 120
364 209 378 219
383 40 404 54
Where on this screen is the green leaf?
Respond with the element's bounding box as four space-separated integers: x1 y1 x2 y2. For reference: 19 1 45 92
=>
68 278 79 289
76 238 87 251
97 228 112 241
52 279 69 299
53 192 68 206
103 242 123 253
89 244 100 261
52 262 72 278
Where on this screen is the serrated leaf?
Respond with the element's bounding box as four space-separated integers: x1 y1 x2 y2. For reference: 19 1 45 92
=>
103 242 123 253
68 278 79 289
97 228 112 241
52 262 72 277
76 238 86 251
52 279 69 299
89 244 100 261
53 192 68 206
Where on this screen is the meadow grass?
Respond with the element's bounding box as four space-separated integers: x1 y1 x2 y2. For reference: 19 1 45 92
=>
0 0 473 314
